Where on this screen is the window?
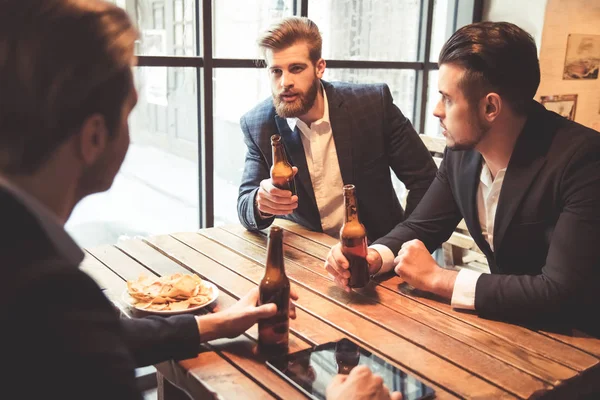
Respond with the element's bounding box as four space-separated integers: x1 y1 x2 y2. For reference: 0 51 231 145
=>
66 67 200 248
66 0 480 247
212 68 271 226
213 0 297 58
310 0 420 62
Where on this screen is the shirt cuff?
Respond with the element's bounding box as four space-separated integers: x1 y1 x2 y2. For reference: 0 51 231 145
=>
369 244 396 275
450 268 482 310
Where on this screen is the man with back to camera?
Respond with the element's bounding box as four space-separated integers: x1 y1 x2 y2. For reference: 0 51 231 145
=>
326 21 600 338
0 1 400 398
237 16 437 244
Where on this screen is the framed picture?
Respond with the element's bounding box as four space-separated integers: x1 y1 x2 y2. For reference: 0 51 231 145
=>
540 94 578 121
563 34 600 80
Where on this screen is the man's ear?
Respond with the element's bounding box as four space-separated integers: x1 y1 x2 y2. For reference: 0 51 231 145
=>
78 114 109 166
483 93 501 122
315 58 326 78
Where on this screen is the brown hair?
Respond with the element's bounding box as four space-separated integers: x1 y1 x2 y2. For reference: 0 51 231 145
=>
257 16 322 64
0 0 138 174
438 21 540 115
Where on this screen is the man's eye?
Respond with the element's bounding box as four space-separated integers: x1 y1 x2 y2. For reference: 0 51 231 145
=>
271 69 282 75
291 66 304 73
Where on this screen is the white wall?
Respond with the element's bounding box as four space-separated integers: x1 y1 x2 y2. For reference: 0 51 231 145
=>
482 0 548 55
535 0 600 130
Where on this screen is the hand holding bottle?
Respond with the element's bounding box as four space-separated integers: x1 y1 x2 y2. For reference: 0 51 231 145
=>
256 134 299 217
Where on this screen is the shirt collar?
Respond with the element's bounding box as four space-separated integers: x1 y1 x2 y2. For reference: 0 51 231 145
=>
0 175 84 266
286 82 330 137
480 161 507 188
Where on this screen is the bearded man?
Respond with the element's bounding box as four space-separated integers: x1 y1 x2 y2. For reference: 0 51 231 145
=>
237 16 437 243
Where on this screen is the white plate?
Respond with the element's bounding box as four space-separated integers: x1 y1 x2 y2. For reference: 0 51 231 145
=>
122 281 219 315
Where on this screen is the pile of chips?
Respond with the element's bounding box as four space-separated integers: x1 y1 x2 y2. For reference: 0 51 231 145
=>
126 273 214 311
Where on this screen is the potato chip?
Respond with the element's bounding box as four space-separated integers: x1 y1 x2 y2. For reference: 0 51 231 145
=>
169 300 191 311
125 273 214 312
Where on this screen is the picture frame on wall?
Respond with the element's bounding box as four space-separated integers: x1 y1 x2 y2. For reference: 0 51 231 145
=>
540 94 578 121
563 34 600 80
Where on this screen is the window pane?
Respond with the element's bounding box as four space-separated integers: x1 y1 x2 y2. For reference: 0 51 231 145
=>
323 69 416 120
430 0 451 62
105 0 198 56
214 0 297 58
213 69 272 226
424 70 443 137
66 67 200 248
309 0 420 61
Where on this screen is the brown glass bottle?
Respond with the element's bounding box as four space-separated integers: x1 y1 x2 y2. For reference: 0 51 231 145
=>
270 134 297 195
335 339 360 375
340 184 370 288
258 226 291 355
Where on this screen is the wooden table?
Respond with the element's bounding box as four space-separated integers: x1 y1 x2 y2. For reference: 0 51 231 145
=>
81 220 600 399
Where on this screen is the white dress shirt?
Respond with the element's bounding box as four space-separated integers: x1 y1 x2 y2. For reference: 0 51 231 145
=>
450 163 505 309
373 161 506 310
286 88 345 237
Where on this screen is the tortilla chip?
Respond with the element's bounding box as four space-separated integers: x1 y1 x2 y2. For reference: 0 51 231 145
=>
169 300 191 311
126 273 213 312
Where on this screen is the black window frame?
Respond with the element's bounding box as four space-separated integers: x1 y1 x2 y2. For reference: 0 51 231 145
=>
136 0 483 228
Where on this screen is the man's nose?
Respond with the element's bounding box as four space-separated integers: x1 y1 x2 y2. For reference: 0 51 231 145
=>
433 99 444 118
281 71 294 88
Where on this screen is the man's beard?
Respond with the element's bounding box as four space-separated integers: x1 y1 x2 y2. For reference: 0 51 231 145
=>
272 77 320 118
447 111 491 151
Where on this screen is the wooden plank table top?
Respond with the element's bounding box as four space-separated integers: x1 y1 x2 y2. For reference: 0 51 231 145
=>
82 220 600 400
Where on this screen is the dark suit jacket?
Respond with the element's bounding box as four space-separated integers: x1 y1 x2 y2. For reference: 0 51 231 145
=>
238 80 437 243
375 101 600 336
0 187 201 399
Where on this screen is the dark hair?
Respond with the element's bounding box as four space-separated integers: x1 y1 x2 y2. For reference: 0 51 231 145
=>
0 0 138 174
438 21 540 114
257 16 322 64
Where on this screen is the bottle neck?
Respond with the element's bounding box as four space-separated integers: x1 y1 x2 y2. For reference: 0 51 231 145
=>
265 232 285 274
272 143 288 165
344 193 359 223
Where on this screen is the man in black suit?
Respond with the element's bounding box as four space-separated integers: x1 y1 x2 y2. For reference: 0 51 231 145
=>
0 1 300 398
238 17 437 243
326 21 600 336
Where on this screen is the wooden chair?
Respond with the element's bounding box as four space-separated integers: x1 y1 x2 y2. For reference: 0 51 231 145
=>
419 134 488 269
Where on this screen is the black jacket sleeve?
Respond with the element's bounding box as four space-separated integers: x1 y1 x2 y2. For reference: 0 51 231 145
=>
10 269 143 399
120 314 200 367
374 153 463 255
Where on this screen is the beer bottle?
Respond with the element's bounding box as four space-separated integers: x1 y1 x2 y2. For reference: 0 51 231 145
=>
270 134 297 195
258 225 291 355
335 339 360 375
340 184 370 288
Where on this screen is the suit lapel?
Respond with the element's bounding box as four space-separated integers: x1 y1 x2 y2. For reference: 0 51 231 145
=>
458 151 493 256
274 116 318 209
325 82 354 185
493 104 548 253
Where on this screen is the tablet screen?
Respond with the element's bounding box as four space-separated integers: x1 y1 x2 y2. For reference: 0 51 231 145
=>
266 338 435 400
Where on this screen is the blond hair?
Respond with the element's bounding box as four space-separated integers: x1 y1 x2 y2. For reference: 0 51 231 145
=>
257 16 322 64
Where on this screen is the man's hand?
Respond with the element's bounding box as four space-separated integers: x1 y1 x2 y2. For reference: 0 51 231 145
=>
326 365 402 400
394 239 457 299
256 167 299 216
324 243 382 292
197 286 299 342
